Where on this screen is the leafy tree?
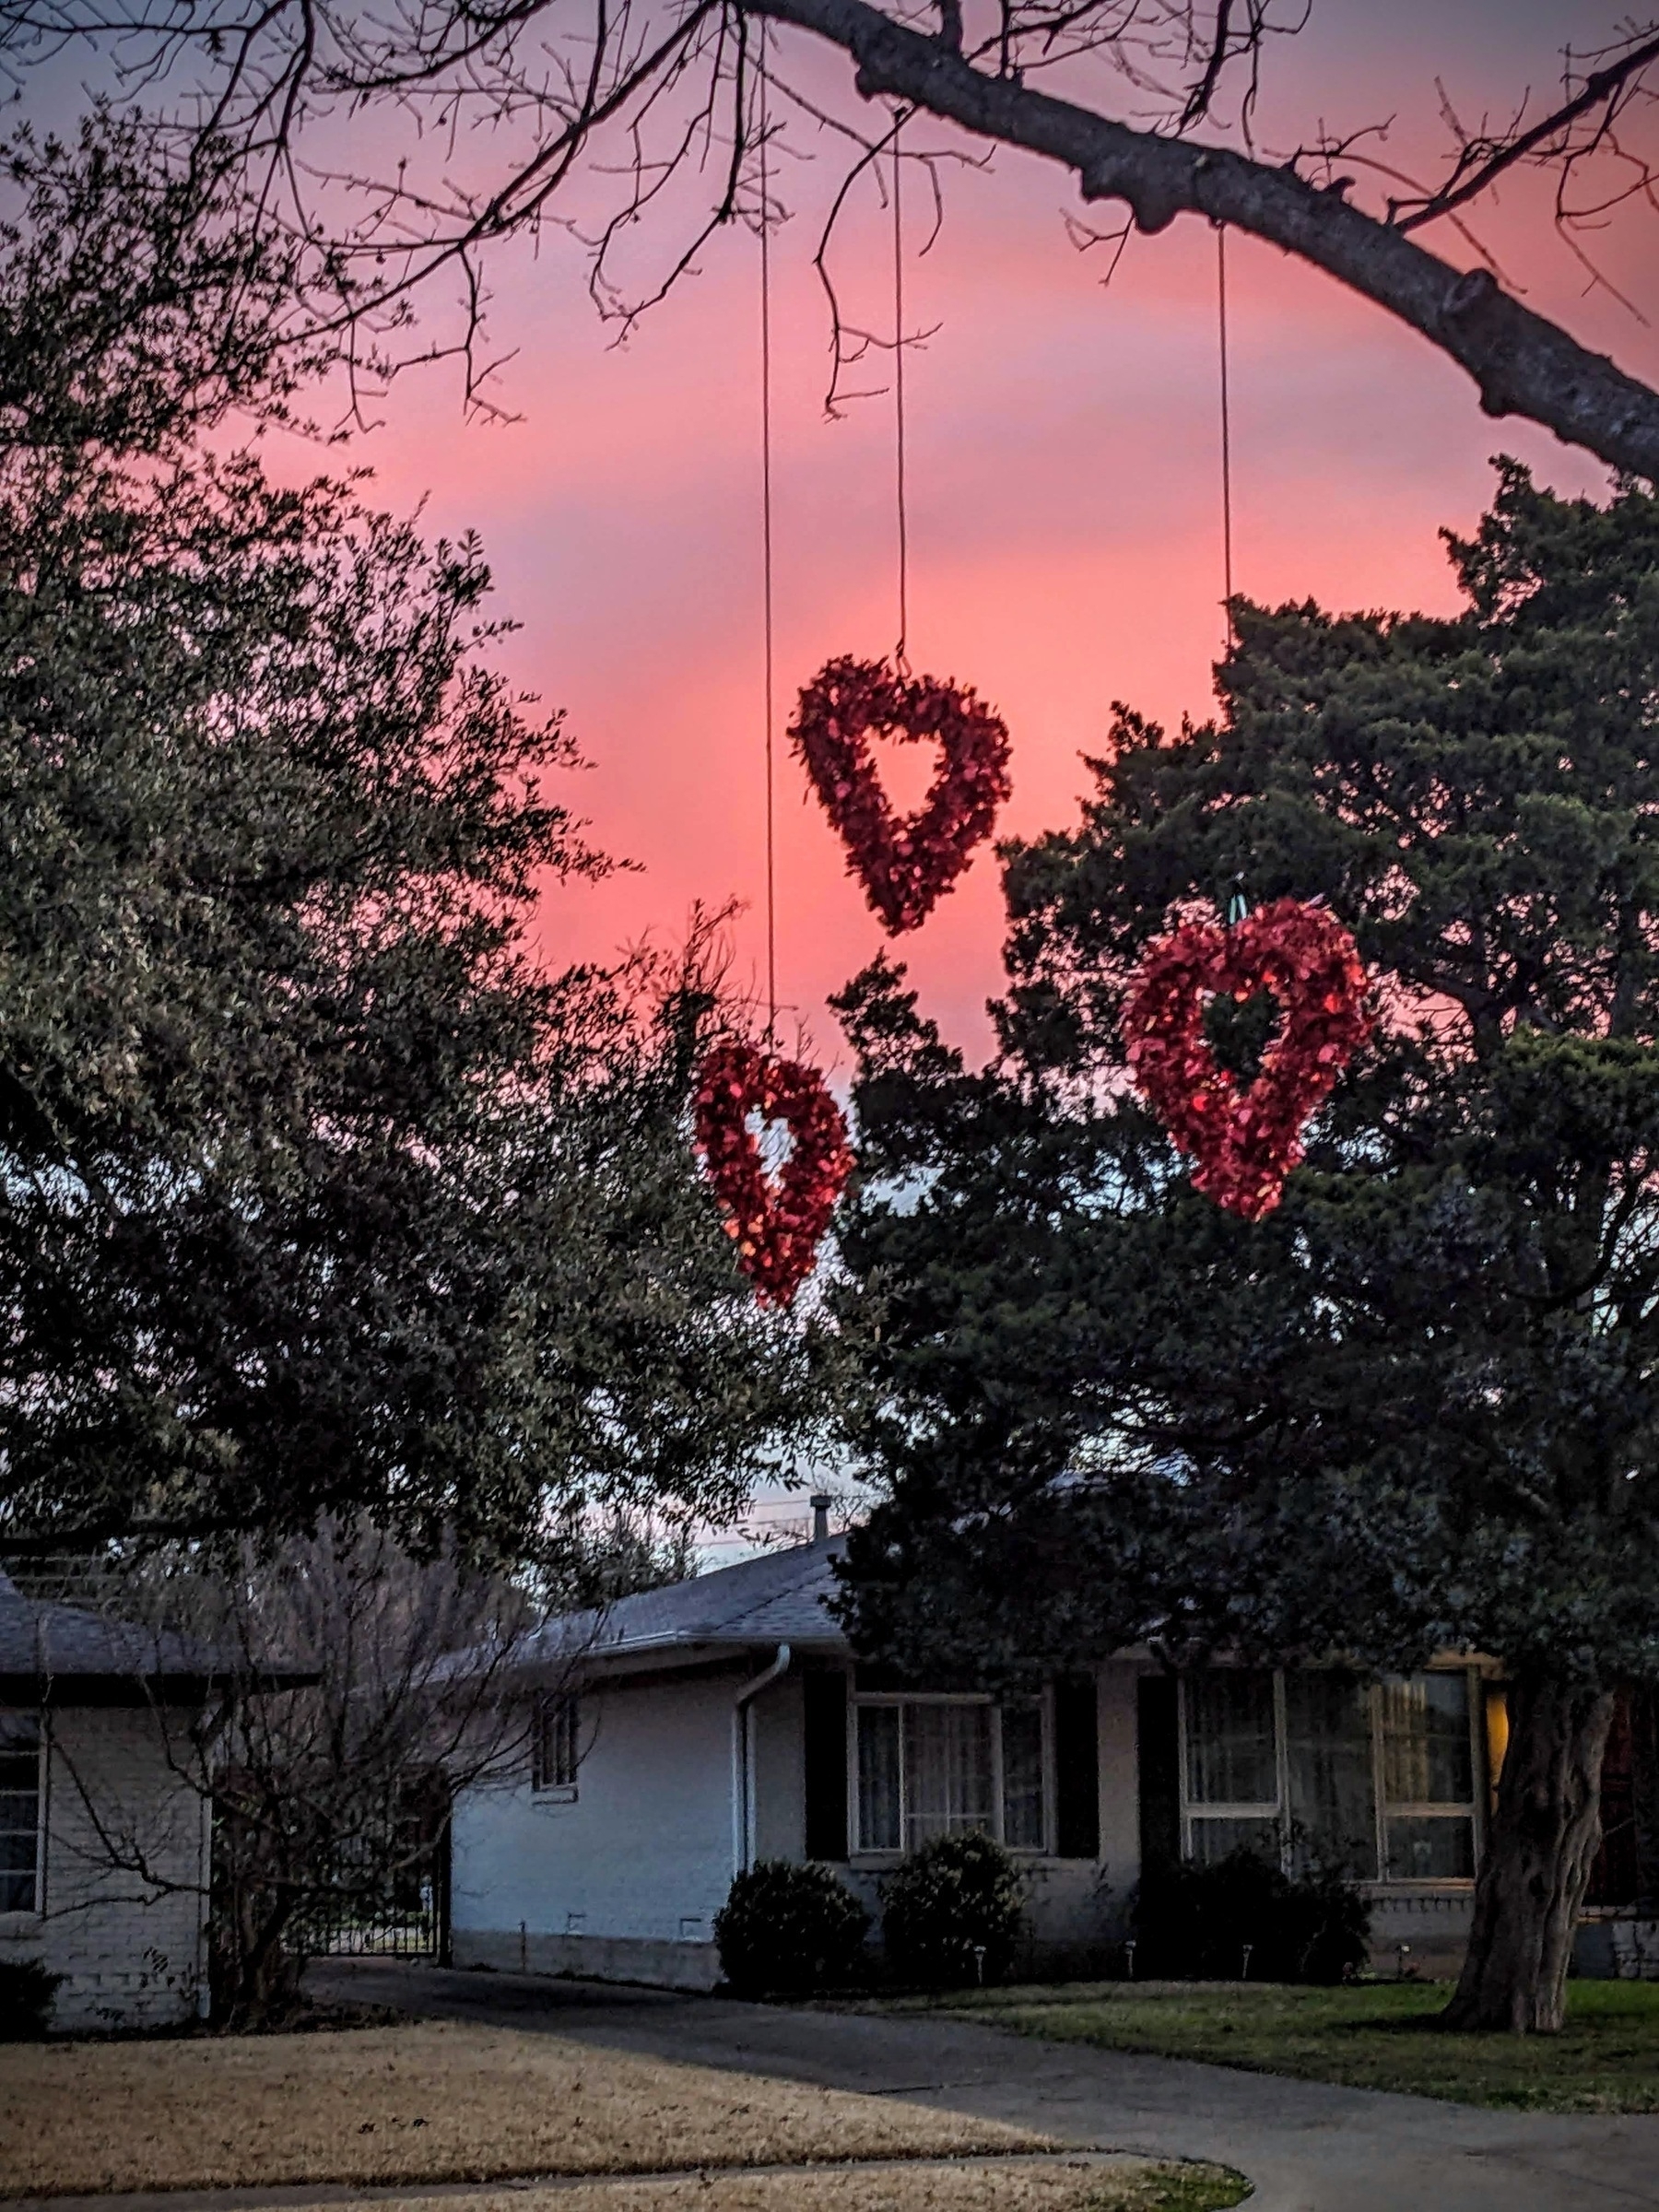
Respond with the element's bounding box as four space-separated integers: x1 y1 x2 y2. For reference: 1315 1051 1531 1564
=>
0 124 815 1559
830 464 1659 2033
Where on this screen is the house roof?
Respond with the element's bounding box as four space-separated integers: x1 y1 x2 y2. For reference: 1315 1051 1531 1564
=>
514 1535 850 1677
0 1568 308 1705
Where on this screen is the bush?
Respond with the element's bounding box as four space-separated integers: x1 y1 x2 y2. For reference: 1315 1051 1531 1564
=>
880 1830 1027 1988
714 1860 871 1995
1133 1846 1371 1984
0 1959 63 2040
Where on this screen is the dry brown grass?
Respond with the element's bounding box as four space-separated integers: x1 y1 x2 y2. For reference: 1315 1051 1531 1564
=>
398 2159 1243 2212
0 2023 1047 2197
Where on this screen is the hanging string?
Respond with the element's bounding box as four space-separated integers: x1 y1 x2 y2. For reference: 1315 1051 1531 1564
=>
758 36 778 1042
1216 221 1235 653
892 114 910 672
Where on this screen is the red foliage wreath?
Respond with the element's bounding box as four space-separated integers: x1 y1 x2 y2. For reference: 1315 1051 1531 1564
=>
789 655 1012 935
1122 898 1371 1222
693 1041 853 1306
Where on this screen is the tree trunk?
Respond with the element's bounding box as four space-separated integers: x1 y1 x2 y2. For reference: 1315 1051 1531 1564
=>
1444 1677 1616 2033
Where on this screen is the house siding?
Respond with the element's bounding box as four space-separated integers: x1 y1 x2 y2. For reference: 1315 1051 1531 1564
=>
0 1706 210 2030
451 1666 746 1989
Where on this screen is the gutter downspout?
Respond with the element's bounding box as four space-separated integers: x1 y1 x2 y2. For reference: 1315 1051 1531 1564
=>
732 1644 792 1880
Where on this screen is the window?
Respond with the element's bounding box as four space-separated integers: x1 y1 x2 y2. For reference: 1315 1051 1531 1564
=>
1380 1674 1476 1879
0 1716 41 1914
1181 1669 1479 1883
853 1696 1048 1854
532 1694 579 1795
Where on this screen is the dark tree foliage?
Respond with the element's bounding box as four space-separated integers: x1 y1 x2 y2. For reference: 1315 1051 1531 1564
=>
878 1829 1026 1986
830 465 1659 2030
0 123 814 1559
713 1859 872 1994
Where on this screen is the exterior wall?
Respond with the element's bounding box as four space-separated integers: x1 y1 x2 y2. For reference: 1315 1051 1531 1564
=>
453 1662 1139 1989
451 1666 744 1980
0 1706 210 2031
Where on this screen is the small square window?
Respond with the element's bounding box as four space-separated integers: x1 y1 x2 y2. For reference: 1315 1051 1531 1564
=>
532 1694 579 1794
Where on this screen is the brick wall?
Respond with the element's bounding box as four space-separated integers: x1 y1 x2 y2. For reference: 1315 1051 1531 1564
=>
0 1705 210 2031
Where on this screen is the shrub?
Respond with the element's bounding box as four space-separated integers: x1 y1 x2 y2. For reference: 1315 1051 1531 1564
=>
880 1830 1027 1988
1133 1845 1371 1984
714 1859 871 1995
0 1959 63 2041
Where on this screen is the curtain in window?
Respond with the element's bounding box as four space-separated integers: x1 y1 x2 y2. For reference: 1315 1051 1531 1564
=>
1381 1674 1473 1804
1185 1671 1276 1805
0 1716 41 1913
1380 1673 1475 1879
1286 1672 1377 1879
857 1704 901 1852
902 1704 994 1848
1189 1816 1279 1865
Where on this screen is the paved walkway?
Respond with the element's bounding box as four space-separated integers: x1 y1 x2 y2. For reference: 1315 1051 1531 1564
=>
312 1958 1659 2212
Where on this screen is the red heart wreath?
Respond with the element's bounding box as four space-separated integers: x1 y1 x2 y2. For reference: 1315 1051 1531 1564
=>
790 655 1012 935
1122 898 1371 1222
693 1041 853 1306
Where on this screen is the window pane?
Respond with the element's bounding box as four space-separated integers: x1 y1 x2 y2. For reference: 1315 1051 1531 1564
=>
1381 1674 1472 1806
1001 1704 1045 1850
1386 1816 1475 1881
1189 1817 1279 1865
0 1725 39 1913
1185 1672 1277 1806
857 1705 901 1851
903 1704 994 1848
1285 1672 1378 1880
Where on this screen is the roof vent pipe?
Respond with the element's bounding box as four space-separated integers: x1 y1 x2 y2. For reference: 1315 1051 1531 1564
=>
810 1495 831 1542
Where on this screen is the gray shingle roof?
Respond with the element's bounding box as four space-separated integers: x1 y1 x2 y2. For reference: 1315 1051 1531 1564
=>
519 1536 850 1671
0 1568 264 1700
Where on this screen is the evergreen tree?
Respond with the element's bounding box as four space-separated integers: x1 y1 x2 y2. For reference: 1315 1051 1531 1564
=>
0 123 812 1560
832 465 1659 2032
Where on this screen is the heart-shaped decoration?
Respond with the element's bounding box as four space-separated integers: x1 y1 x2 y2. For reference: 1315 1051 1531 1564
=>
790 655 1012 935
693 1041 853 1305
1123 898 1371 1221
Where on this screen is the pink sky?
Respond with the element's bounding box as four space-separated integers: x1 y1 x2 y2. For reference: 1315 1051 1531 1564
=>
305 0 1659 1069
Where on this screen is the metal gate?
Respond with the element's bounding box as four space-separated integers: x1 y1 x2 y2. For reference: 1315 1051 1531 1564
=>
304 1775 452 1960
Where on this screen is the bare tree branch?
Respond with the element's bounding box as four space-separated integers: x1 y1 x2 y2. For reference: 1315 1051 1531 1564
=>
745 0 1659 480
1393 26 1659 234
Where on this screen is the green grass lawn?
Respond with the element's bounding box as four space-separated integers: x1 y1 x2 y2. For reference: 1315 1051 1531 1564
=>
881 1980 1659 2113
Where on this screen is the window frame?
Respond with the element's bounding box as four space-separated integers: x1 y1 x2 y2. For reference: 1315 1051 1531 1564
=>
1178 1666 1486 1888
530 1691 580 1800
0 1712 43 1919
847 1688 1054 1861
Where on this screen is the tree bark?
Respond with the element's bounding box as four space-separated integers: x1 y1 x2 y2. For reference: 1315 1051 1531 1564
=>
753 0 1659 486
1444 1677 1616 2033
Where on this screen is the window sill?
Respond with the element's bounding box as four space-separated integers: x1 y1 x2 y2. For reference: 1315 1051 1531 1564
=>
531 1786 578 1806
1364 1878 1477 1895
0 1910 43 1936
848 1848 1056 1867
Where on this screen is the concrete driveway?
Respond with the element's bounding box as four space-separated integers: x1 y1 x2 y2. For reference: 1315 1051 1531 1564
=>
311 1958 1659 2212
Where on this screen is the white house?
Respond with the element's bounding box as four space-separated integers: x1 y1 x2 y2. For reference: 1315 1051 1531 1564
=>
0 1569 234 2030
450 1507 1565 1988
